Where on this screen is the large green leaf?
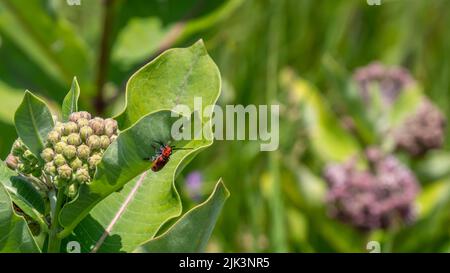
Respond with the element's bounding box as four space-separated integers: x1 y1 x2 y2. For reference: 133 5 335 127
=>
59 111 208 237
66 171 180 252
115 39 221 129
61 77 80 122
59 111 178 229
0 182 40 253
61 111 209 252
0 162 46 228
137 180 229 253
14 91 54 157
60 41 221 252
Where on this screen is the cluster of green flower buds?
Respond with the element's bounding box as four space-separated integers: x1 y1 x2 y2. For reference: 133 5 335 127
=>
6 139 43 177
40 111 118 197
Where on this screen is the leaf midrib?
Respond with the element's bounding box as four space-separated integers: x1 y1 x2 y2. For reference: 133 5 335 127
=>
90 171 148 253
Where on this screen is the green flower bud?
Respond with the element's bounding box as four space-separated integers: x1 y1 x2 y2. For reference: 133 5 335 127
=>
18 163 32 174
88 153 102 169
17 163 25 173
77 144 91 160
40 148 55 162
54 154 66 167
87 135 101 150
12 139 25 156
63 145 77 160
67 133 82 146
53 122 64 135
23 150 36 161
75 167 90 183
54 142 67 154
44 162 56 176
89 117 105 135
100 135 110 149
104 118 118 137
47 130 61 145
60 136 68 144
70 157 83 171
63 121 78 135
77 118 89 128
67 182 79 198
5 154 18 170
57 164 72 180
79 126 93 142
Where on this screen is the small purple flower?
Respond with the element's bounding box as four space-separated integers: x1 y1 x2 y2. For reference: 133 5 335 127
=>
186 171 203 201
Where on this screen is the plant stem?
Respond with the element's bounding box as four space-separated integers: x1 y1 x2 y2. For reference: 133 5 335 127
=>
94 0 115 115
47 188 65 253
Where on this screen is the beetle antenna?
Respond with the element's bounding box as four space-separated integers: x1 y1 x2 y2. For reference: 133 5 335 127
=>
152 140 165 146
172 147 193 150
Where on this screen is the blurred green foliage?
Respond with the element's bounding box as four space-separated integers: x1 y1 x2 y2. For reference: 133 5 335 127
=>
1 0 450 252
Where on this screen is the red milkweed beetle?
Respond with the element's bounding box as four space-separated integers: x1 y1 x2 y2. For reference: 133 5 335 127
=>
144 141 191 172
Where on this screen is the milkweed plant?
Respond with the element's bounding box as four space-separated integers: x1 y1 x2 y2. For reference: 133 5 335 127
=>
281 62 447 240
0 41 229 253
